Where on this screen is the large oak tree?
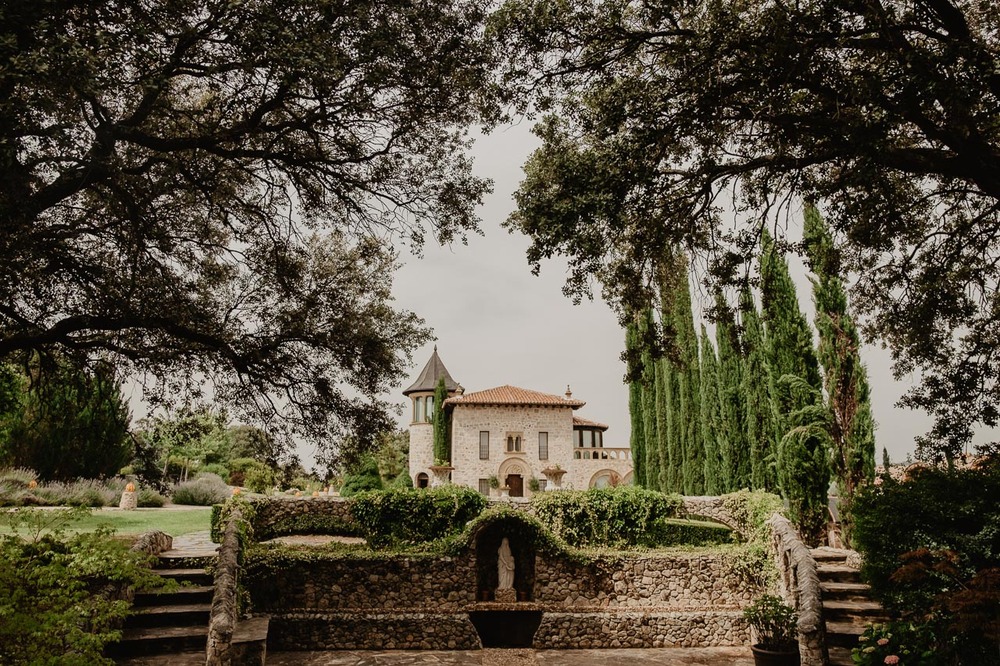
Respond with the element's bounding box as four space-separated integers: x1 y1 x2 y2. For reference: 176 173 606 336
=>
495 0 1000 458
1 0 494 457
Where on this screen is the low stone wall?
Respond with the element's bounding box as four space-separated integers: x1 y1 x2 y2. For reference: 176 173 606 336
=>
770 513 826 666
207 509 242 666
130 530 173 556
535 551 752 609
536 610 749 648
247 496 357 540
266 612 480 650
682 496 742 533
245 553 477 612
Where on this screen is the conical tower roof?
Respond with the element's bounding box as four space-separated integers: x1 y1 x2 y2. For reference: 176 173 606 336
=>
402 346 460 396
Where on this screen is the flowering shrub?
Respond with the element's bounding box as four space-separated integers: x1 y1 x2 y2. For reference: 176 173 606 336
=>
851 622 936 666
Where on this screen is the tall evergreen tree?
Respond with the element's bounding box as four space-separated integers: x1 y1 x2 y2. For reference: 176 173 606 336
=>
5 359 131 481
699 325 723 494
655 357 673 492
760 230 830 544
432 378 450 464
740 284 779 491
715 293 750 491
639 311 661 490
625 319 647 487
674 269 704 495
803 203 876 543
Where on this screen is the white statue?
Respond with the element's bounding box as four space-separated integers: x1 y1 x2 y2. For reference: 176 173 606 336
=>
497 537 515 590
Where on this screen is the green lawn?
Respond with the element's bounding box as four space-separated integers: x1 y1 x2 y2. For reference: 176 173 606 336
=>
0 506 212 538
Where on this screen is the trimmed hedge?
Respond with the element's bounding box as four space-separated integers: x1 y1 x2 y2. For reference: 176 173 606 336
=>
350 486 487 549
531 486 685 548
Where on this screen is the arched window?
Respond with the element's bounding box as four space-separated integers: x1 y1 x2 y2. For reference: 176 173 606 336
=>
425 395 434 422
416 473 429 488
414 396 424 423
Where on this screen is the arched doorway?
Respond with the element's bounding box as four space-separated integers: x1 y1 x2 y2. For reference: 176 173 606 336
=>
589 469 621 489
416 472 429 489
497 459 527 497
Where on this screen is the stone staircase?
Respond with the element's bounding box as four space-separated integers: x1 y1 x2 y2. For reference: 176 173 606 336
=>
109 557 215 665
812 548 889 666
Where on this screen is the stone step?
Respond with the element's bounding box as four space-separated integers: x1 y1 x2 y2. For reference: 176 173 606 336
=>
811 547 850 564
825 620 867 648
157 554 216 570
106 625 207 657
127 603 212 629
822 600 887 621
114 649 206 665
133 586 214 607
152 568 213 586
817 564 861 584
827 645 855 666
820 581 872 601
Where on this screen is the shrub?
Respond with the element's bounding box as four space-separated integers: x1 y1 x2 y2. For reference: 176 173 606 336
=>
0 508 164 665
721 489 783 542
852 461 1000 663
339 456 383 497
172 473 229 506
350 486 488 549
196 463 229 480
137 488 166 508
743 594 797 651
851 621 938 666
243 465 277 493
531 486 683 547
390 472 413 489
0 466 37 489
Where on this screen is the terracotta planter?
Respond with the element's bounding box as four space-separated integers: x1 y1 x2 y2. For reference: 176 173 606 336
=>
750 644 800 666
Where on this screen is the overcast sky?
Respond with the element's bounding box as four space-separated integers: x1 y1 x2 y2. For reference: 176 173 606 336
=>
386 121 996 465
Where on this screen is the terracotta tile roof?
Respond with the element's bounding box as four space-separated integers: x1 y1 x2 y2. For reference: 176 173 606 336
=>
403 346 460 396
444 385 585 409
573 416 609 431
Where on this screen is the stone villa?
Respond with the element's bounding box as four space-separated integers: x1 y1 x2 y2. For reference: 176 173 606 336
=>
404 348 633 497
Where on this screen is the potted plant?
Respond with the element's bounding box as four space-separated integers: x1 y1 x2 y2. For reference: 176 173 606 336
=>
743 594 800 666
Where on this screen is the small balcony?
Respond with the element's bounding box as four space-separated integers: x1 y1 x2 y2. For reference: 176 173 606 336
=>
573 447 632 461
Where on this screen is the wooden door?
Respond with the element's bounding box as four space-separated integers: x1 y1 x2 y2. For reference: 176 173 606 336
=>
507 474 524 497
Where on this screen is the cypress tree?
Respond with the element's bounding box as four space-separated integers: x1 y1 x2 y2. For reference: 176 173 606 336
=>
432 377 450 463
803 203 876 544
675 270 704 495
740 284 779 491
715 292 750 491
655 358 673 492
625 319 647 487
699 325 723 494
760 229 830 544
639 310 661 489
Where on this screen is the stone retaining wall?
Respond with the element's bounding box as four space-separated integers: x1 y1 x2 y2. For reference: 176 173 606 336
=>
248 496 356 540
266 612 481 650
535 551 751 609
246 554 478 612
536 610 749 648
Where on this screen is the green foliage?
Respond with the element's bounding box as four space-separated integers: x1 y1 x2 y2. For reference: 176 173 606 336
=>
0 474 135 508
243 465 277 494
494 0 1000 460
699 325 723 495
722 489 784 543
0 508 163 665
197 463 230 480
137 406 232 484
531 486 684 548
2 359 132 482
743 594 797 650
136 487 166 508
374 429 409 483
852 465 1000 640
432 378 450 464
349 486 488 549
625 320 647 487
851 621 937 666
172 473 230 506
390 472 414 489
338 456 384 497
1 0 492 457
740 286 779 491
803 203 875 546
715 294 749 491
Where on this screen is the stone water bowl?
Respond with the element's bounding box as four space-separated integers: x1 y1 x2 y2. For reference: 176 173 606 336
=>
468 602 544 648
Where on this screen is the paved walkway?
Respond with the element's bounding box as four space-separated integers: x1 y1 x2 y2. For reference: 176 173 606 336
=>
267 647 755 666
161 530 218 559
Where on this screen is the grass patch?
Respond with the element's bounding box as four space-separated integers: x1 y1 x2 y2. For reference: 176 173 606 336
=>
0 507 212 537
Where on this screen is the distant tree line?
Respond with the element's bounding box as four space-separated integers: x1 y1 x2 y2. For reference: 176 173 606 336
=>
627 206 875 544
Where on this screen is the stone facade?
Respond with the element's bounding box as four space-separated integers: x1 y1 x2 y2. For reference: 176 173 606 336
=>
267 612 481 651
405 350 633 496
536 611 748 648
